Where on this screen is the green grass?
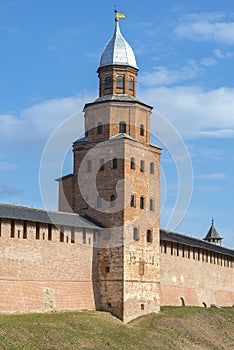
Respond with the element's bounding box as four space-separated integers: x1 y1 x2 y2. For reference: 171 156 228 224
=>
0 307 233 350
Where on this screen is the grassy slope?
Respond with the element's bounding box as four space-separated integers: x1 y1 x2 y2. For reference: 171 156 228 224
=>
0 307 233 350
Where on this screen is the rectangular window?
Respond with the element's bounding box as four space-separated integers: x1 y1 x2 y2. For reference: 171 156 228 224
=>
10 219 15 238
150 199 154 211
87 160 92 172
23 220 27 239
113 158 118 169
71 227 75 244
117 75 124 88
83 229 86 244
36 222 40 240
140 196 145 209
60 225 64 242
130 194 136 207
100 158 105 171
48 224 52 241
171 242 173 255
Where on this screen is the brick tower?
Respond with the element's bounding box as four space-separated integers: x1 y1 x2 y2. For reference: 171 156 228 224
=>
58 11 161 322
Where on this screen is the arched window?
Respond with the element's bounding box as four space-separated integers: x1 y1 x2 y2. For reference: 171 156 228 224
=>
133 227 139 241
97 122 103 134
130 157 135 170
147 229 153 243
150 162 154 174
180 297 185 307
119 121 126 133
150 199 154 211
110 195 116 207
129 77 134 91
104 76 111 89
117 75 124 88
140 124 144 136
140 196 145 209
112 157 118 169
140 160 145 172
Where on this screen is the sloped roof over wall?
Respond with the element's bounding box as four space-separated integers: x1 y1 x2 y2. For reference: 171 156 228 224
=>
0 204 101 230
160 229 234 257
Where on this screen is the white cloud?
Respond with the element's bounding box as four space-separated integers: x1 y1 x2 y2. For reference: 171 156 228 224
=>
197 173 228 180
139 86 234 139
0 94 95 145
175 13 234 45
200 57 217 67
140 61 201 87
213 48 233 59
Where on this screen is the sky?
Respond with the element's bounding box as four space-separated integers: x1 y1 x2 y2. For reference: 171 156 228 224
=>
0 0 234 248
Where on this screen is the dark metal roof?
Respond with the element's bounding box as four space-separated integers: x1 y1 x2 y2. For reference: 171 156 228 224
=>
160 229 234 257
0 204 101 230
84 94 153 110
204 221 222 241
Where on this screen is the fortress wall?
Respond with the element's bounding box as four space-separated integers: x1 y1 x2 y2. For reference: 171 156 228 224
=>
160 242 234 307
0 219 99 313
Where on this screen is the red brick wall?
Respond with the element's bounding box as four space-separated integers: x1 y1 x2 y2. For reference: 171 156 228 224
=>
0 219 99 313
160 241 234 307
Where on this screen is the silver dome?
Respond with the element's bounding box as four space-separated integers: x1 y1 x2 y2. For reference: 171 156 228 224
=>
100 25 138 69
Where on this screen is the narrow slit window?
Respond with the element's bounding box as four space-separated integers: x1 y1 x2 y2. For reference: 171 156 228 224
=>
150 199 154 211
71 227 75 244
48 224 52 241
130 157 135 170
23 220 27 239
110 195 116 207
60 226 64 242
113 157 118 169
140 124 144 136
150 162 154 174
130 194 136 207
100 158 105 171
140 196 145 209
140 160 145 172
83 229 87 244
10 219 15 238
36 222 40 240
97 122 103 134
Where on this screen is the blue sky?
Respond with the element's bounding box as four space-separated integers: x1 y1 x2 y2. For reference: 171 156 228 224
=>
0 0 233 248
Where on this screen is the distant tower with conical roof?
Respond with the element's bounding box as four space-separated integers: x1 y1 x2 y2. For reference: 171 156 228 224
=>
203 219 223 246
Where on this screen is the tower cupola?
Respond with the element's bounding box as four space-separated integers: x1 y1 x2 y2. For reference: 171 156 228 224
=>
203 218 223 246
98 10 138 98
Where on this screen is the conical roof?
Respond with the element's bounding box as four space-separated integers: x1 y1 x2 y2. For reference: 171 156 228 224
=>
100 24 138 69
204 219 222 241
